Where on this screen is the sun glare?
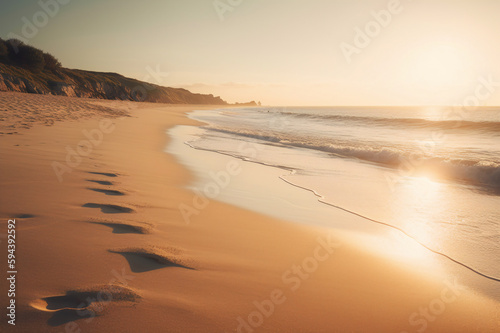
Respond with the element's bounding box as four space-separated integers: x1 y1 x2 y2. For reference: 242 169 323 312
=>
377 175 446 263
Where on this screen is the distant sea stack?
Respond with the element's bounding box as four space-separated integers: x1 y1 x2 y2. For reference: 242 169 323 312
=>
234 101 260 106
0 38 227 105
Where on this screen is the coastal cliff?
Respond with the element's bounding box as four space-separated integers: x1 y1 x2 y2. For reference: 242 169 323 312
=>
0 39 227 105
0 63 227 104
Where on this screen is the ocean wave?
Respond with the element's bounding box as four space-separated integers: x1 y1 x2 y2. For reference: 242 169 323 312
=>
207 127 500 190
269 110 500 133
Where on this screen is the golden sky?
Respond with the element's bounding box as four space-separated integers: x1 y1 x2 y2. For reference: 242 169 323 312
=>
2 0 500 105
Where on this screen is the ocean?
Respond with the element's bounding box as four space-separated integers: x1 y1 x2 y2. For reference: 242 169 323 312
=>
169 106 500 291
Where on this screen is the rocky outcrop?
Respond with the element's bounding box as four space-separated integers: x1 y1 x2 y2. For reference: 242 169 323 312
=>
234 101 259 106
0 64 227 105
0 71 46 94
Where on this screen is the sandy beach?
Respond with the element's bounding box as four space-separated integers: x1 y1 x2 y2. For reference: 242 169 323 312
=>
0 92 499 332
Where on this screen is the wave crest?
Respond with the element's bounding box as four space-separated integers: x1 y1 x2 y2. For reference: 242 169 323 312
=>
207 127 500 190
267 110 500 133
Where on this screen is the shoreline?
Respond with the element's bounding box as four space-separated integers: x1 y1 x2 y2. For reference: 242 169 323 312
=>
170 111 500 301
0 93 498 332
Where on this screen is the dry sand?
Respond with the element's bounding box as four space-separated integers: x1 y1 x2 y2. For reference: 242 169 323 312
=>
0 92 499 332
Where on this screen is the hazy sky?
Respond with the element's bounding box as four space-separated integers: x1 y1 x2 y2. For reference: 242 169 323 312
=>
1 0 500 105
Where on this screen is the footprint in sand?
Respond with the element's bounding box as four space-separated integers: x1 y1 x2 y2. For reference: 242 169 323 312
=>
87 171 119 177
109 246 194 273
86 179 114 186
87 188 125 196
83 203 134 214
30 284 141 326
85 171 125 195
13 213 36 219
87 218 153 234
